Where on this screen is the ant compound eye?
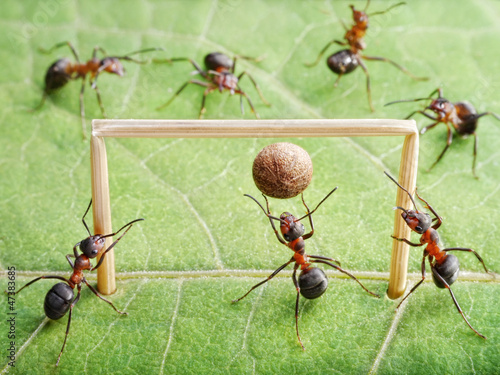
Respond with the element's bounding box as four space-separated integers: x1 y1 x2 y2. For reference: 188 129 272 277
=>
416 226 422 232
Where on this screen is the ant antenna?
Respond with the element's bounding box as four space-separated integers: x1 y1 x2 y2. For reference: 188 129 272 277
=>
244 194 285 224
100 218 145 239
82 199 93 236
117 47 164 63
385 97 433 106
368 2 406 16
384 171 418 210
385 88 443 106
296 187 338 222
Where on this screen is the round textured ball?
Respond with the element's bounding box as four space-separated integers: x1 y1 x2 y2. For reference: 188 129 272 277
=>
252 142 313 199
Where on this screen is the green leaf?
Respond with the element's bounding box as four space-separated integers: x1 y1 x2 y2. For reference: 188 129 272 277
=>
1 0 500 374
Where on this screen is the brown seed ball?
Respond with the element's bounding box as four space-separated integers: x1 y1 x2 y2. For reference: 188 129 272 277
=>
252 142 313 199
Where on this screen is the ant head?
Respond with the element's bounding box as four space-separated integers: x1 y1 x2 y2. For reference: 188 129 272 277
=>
428 98 452 117
397 208 432 234
280 212 305 242
101 57 125 76
350 5 369 28
79 235 106 258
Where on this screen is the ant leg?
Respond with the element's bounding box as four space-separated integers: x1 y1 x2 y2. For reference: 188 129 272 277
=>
39 41 80 62
91 219 144 271
237 71 271 106
231 258 294 303
29 91 49 112
312 260 380 297
156 79 210 111
300 187 338 239
472 132 478 179
308 255 341 266
358 59 374 112
420 121 440 135
92 46 107 60
428 122 453 172
414 190 442 230
154 57 208 78
199 86 217 119
56 285 81 366
79 78 87 140
234 89 259 119
396 252 427 309
292 264 305 350
11 276 70 295
301 194 315 239
430 266 486 339
333 73 343 88
362 55 428 81
92 81 108 119
232 54 266 75
442 248 489 273
84 279 127 315
391 235 422 247
304 40 346 67
243 194 287 245
66 254 75 268
297 186 339 226
475 111 500 122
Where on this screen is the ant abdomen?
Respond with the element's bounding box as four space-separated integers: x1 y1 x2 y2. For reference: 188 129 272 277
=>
44 283 74 320
432 254 460 288
327 49 359 76
45 58 72 91
299 267 328 299
454 101 478 135
204 52 233 71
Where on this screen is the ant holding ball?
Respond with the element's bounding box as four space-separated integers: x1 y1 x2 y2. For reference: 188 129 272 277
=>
232 189 380 350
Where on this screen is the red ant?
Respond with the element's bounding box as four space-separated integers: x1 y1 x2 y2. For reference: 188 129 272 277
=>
31 41 161 139
385 171 489 338
305 0 427 111
156 52 270 119
7 200 143 366
386 88 500 178
232 189 379 350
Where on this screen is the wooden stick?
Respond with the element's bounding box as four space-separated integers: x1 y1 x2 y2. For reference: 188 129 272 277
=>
90 119 418 297
387 133 419 299
90 135 115 295
92 119 416 138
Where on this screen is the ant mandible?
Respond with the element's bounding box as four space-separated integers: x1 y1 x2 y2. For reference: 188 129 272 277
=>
385 88 500 178
31 41 161 139
156 52 270 119
305 0 427 111
385 171 489 338
7 200 144 366
232 188 380 350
